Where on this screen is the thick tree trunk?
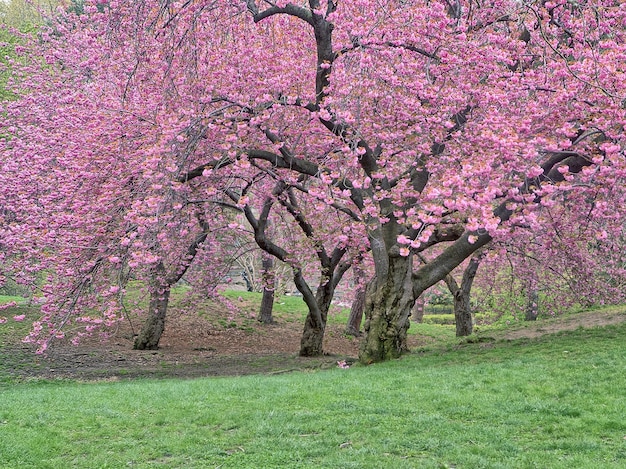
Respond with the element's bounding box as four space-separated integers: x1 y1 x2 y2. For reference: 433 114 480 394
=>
453 290 474 336
360 255 414 363
134 286 171 350
345 287 366 336
258 256 275 324
299 307 327 356
299 273 336 357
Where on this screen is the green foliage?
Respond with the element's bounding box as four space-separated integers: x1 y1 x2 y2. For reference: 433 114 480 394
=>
422 314 456 325
0 0 60 30
0 26 20 101
426 290 454 306
0 294 27 305
67 0 84 16
423 303 454 315
1 322 626 467
0 277 32 297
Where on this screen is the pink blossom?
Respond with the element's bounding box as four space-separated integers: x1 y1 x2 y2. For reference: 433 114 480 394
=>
397 235 411 245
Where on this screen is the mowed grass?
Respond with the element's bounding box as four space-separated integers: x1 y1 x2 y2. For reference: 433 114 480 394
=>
1 321 626 468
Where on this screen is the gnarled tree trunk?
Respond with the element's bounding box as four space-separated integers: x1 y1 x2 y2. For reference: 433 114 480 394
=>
360 254 414 363
134 285 171 350
360 229 494 364
299 271 335 357
299 307 327 356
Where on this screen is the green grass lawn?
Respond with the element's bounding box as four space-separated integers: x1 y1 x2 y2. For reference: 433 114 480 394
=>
220 289 352 326
1 321 625 468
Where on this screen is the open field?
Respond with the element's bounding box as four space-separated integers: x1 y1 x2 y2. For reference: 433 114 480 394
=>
1 295 626 468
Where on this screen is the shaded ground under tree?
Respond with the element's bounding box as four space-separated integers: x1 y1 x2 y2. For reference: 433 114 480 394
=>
2 304 625 382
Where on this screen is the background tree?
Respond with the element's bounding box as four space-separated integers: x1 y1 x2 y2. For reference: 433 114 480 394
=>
222 175 362 356
442 253 483 336
258 254 276 324
344 263 369 336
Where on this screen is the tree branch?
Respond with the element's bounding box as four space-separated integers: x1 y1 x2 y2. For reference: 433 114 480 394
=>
246 1 314 25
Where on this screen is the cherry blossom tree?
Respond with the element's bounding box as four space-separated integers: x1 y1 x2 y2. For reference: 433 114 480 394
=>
0 2 243 351
478 189 626 320
2 0 625 363
218 172 365 356
230 0 625 362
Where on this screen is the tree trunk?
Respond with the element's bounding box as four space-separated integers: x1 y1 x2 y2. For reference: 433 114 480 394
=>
132 226 208 350
345 287 365 336
359 255 414 363
299 307 327 356
258 256 275 324
134 286 171 350
525 289 539 321
411 296 425 323
444 255 481 337
299 272 335 357
453 289 474 336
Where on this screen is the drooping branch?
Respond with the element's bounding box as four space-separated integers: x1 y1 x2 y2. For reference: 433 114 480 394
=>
164 214 210 285
412 149 596 297
225 181 325 327
336 40 439 61
245 1 314 25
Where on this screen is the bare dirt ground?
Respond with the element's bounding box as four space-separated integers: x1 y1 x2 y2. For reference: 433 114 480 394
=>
5 310 365 382
4 305 626 382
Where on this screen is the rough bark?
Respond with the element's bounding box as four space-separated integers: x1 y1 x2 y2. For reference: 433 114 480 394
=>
453 289 474 337
258 255 275 324
299 308 327 356
360 254 414 363
134 285 171 350
299 275 334 357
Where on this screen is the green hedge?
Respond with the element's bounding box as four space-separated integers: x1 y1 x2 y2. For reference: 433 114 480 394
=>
421 313 489 326
423 314 455 325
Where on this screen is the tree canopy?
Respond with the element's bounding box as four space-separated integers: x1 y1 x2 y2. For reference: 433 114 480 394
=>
1 0 625 361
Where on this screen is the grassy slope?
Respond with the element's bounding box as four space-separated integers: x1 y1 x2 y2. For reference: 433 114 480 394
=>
1 319 625 468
